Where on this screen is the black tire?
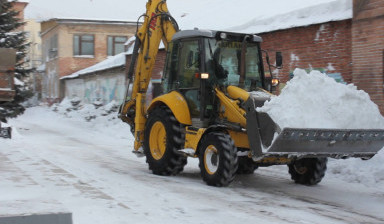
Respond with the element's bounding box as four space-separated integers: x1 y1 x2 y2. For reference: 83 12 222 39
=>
198 132 238 187
236 156 258 174
144 106 187 176
288 158 328 185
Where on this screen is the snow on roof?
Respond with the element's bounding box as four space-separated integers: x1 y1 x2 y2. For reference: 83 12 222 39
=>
49 18 137 25
229 0 352 34
168 0 352 33
61 39 165 80
8 0 29 3
60 53 126 80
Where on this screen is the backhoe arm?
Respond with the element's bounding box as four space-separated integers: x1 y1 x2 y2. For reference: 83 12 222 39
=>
119 0 179 150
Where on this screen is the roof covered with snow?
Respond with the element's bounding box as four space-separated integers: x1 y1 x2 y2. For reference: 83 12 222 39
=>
26 0 352 34
61 36 166 80
60 53 127 80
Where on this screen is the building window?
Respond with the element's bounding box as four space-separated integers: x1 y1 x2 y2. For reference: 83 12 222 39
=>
74 35 94 56
45 34 58 60
107 36 127 56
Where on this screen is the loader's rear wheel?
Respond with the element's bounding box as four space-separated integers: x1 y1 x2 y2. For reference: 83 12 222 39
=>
144 106 187 176
236 156 258 174
198 132 238 187
288 158 328 185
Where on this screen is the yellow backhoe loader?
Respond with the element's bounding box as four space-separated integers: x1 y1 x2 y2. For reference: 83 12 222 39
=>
119 0 384 186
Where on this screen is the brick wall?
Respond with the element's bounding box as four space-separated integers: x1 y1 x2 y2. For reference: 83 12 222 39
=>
125 49 166 81
11 1 28 32
41 19 137 101
259 20 352 84
352 0 384 112
0 71 15 101
0 49 16 101
57 23 137 77
125 49 166 101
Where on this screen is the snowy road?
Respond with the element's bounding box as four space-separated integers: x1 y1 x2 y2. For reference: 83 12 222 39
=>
1 107 384 224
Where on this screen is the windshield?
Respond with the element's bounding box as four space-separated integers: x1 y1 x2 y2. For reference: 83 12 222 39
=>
205 39 262 91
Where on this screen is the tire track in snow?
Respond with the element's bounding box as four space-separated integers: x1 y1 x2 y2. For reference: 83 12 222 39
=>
8 109 384 224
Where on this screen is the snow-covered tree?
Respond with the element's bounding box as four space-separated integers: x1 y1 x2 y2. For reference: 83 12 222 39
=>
0 0 33 121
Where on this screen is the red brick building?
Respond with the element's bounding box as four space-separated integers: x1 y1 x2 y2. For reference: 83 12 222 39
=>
40 18 137 103
249 0 384 113
352 0 384 112
260 20 353 84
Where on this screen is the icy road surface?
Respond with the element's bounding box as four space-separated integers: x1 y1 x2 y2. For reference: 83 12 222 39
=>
1 107 384 224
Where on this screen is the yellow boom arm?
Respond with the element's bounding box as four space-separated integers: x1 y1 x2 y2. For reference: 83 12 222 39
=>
119 0 178 150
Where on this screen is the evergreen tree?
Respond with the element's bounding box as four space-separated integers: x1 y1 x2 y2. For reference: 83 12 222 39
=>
0 0 33 122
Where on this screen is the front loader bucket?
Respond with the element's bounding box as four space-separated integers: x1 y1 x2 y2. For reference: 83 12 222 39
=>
243 95 384 160
265 128 384 159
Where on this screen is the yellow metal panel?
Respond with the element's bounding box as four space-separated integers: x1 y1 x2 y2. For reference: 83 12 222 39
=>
215 88 247 128
228 130 250 149
257 157 292 165
130 0 177 102
148 91 192 125
184 127 206 151
134 93 147 151
149 121 167 160
227 85 250 102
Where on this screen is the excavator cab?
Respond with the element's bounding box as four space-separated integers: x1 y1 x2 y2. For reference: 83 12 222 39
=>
162 30 269 127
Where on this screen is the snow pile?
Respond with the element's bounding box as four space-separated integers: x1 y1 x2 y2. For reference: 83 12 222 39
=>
328 150 384 185
53 98 120 122
257 68 384 186
258 68 384 130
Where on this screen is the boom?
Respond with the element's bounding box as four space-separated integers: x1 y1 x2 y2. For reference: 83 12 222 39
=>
119 0 178 150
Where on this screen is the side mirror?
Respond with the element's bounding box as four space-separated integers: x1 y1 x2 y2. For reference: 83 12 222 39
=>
276 52 283 68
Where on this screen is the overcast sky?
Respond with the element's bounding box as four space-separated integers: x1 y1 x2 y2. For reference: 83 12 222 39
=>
24 0 351 32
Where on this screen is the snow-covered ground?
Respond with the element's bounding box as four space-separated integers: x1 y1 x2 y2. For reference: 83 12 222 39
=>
1 100 384 223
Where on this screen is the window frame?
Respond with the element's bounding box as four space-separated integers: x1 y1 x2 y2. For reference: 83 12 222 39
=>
48 34 58 60
107 36 128 56
73 34 95 56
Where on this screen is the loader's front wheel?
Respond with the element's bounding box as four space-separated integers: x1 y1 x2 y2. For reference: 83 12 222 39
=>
144 106 187 176
288 158 327 185
198 132 238 187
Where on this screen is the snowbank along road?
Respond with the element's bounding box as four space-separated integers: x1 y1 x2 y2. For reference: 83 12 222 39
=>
1 107 384 224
